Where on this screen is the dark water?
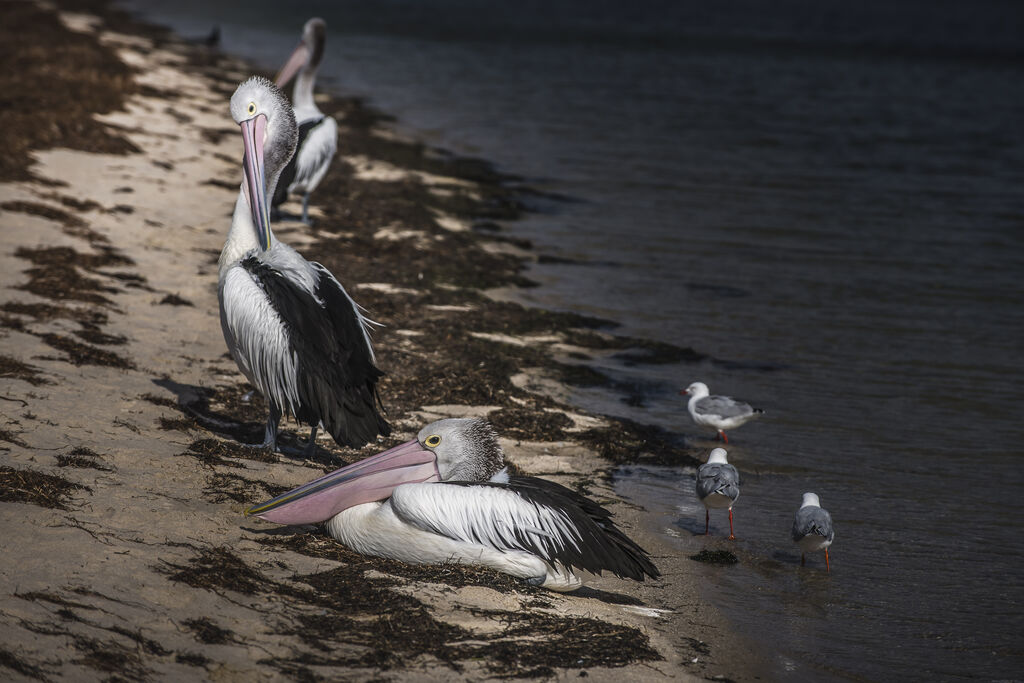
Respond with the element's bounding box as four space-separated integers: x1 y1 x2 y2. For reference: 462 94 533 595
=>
121 0 1024 678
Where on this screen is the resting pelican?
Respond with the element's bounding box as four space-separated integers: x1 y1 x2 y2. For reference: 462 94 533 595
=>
247 418 660 591
219 76 389 453
680 381 764 443
272 17 337 225
696 448 740 539
792 492 835 572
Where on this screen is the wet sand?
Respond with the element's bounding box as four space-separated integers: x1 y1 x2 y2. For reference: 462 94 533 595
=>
0 1 766 680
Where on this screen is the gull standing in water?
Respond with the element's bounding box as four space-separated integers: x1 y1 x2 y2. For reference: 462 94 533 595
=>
696 448 741 539
247 418 660 591
272 18 337 225
219 76 389 453
792 492 835 572
681 381 764 443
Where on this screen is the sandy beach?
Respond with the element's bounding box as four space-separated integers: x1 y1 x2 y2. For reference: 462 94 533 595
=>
0 1 765 680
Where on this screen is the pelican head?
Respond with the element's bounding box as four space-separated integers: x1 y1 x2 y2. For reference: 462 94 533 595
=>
246 418 506 525
275 17 326 88
229 76 298 251
680 381 709 398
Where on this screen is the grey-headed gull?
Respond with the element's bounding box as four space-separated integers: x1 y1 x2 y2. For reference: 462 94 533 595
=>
695 448 740 539
680 381 763 443
792 492 834 572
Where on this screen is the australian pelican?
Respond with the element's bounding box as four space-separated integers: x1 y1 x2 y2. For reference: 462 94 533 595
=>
792 492 835 572
246 418 660 591
680 381 764 443
695 448 740 539
272 17 337 224
219 76 389 453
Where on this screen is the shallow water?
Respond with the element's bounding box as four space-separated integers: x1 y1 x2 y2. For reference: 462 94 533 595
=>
122 0 1024 678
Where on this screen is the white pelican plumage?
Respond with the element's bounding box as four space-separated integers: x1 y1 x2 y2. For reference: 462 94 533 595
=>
247 418 660 591
219 76 389 453
271 17 337 225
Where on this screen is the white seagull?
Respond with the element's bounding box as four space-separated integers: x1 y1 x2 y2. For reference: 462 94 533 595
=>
695 448 740 539
219 76 389 453
792 492 834 572
272 17 338 225
680 381 764 443
246 418 660 591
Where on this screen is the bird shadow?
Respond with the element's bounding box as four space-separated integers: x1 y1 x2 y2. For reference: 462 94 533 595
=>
151 377 344 468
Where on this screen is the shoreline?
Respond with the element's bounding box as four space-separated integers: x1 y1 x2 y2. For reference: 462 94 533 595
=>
0 1 767 680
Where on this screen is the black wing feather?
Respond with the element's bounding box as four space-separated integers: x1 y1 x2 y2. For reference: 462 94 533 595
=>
241 257 390 448
449 475 660 581
271 116 324 207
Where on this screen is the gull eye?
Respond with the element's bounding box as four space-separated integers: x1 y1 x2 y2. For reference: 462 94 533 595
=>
424 434 441 448
247 101 257 116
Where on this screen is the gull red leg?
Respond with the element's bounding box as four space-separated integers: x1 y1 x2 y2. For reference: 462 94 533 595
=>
720 430 729 444
705 509 710 535
728 508 736 540
801 553 806 566
825 549 831 573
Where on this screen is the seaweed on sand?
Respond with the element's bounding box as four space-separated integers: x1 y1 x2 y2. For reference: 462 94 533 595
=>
0 466 90 509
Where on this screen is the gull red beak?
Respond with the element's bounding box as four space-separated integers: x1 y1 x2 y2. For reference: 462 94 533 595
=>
246 440 440 525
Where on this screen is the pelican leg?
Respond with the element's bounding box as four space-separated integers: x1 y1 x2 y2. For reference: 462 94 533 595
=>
705 509 710 535
728 508 736 540
301 194 312 225
261 404 282 452
303 426 319 458
825 549 831 573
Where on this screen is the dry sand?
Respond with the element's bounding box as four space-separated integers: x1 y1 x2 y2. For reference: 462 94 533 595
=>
0 2 765 680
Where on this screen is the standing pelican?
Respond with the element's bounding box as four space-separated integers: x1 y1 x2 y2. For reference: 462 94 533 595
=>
696 448 740 539
246 418 660 591
220 76 389 453
272 18 337 225
680 381 764 443
792 492 835 572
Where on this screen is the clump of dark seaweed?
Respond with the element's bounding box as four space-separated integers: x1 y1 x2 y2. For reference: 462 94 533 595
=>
0 466 89 509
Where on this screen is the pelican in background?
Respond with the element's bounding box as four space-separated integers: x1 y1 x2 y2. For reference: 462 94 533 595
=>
681 381 764 443
696 448 740 539
246 418 660 591
272 18 337 225
792 492 835 572
220 76 389 453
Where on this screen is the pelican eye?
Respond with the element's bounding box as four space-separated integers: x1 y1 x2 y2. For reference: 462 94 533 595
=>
247 101 257 115
424 434 442 448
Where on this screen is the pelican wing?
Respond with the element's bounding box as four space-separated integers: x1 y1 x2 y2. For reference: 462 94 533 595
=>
694 395 754 419
792 507 834 543
389 476 659 581
272 115 337 205
290 115 337 194
240 256 389 447
696 462 740 501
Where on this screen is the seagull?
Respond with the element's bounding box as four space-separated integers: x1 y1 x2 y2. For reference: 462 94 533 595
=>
695 448 740 539
219 76 389 454
246 418 660 591
272 17 337 225
792 492 834 572
680 381 763 443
